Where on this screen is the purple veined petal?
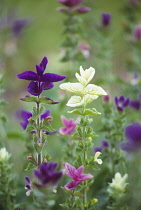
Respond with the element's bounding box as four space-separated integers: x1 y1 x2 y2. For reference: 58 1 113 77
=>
40 110 51 120
41 73 66 82
79 173 93 181
64 162 76 179
27 81 42 96
17 110 32 130
17 71 38 81
39 57 48 71
76 7 91 14
36 65 43 76
62 180 81 190
25 176 31 184
77 166 84 175
41 82 54 90
61 116 70 127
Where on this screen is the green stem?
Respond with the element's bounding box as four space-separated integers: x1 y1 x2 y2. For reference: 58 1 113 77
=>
37 101 42 169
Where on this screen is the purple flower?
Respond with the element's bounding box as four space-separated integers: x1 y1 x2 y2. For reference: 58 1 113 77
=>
100 13 112 27
114 95 130 112
103 94 110 102
59 116 76 135
129 100 141 110
94 140 109 153
121 122 141 152
25 176 32 196
34 162 63 187
62 163 93 190
133 25 141 41
57 0 91 14
17 57 66 96
57 0 83 7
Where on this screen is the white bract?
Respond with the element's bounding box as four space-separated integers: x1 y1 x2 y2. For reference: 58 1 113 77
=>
108 172 128 193
60 66 107 107
0 147 11 162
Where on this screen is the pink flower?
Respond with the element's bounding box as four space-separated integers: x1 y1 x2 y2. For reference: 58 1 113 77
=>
59 116 76 135
62 163 93 190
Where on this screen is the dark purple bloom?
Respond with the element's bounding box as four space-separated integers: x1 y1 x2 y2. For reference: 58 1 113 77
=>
101 13 111 27
34 162 63 187
121 122 141 152
114 95 130 112
129 100 141 110
25 176 32 196
17 57 66 96
133 25 141 41
93 140 109 153
57 0 83 7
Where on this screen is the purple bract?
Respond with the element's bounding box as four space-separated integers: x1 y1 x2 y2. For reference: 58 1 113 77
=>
121 122 141 152
57 0 83 7
62 162 93 190
114 95 130 112
133 25 141 41
34 162 63 187
17 57 66 96
59 116 76 135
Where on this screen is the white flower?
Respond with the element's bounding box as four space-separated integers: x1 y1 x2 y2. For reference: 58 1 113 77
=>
75 66 95 86
108 172 128 193
94 152 102 165
0 148 11 162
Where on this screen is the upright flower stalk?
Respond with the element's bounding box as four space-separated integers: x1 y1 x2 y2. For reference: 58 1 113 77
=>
17 57 66 208
60 66 107 209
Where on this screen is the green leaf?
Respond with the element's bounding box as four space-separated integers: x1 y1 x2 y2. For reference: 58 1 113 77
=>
20 96 37 102
39 97 59 104
83 108 101 116
25 163 35 171
7 131 25 140
26 124 35 132
68 109 82 115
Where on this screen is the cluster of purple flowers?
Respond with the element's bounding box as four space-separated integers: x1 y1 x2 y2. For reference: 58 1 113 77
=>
17 57 66 96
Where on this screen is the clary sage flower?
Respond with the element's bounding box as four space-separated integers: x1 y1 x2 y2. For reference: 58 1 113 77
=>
107 172 128 196
62 162 93 190
59 116 76 135
0 148 11 162
60 66 107 107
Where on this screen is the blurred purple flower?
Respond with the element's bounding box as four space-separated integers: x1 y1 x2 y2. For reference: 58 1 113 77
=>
25 176 32 196
129 100 141 110
57 0 83 7
101 13 112 27
34 162 63 187
121 122 141 152
114 95 130 112
133 25 141 41
59 116 76 135
62 163 93 190
17 57 66 96
103 94 110 102
57 0 91 14
12 19 29 37
94 140 109 153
